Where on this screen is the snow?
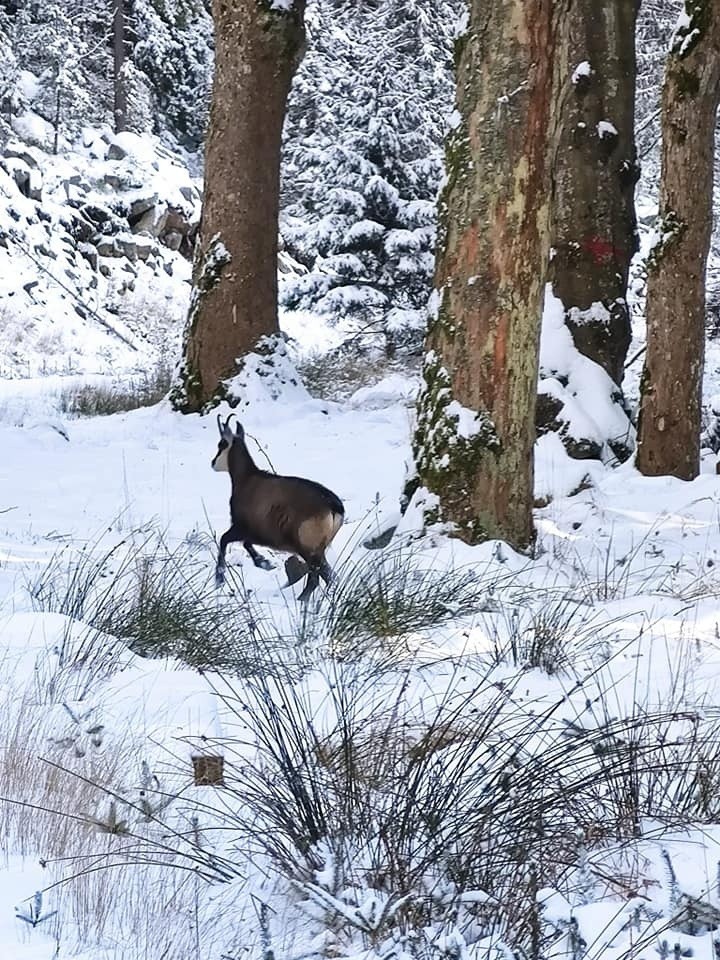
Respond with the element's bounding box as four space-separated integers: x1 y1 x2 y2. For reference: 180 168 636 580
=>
445 399 484 439
597 120 618 139
540 286 634 460
572 61 592 84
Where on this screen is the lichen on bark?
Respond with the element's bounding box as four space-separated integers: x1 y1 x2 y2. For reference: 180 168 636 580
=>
410 350 500 537
646 210 687 271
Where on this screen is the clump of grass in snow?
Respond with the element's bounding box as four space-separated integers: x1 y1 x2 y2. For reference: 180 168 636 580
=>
188 655 704 960
319 549 494 658
489 594 609 675
94 550 260 671
57 361 173 418
29 536 281 675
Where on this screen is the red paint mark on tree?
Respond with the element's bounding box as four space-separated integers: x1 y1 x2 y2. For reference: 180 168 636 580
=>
583 235 617 264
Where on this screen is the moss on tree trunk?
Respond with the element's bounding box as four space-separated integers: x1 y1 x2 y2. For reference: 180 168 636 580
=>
411 0 568 550
636 1 720 480
548 0 640 387
171 0 306 414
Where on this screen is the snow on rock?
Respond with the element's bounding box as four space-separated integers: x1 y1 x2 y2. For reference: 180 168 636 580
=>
0 117 197 377
539 286 634 462
223 335 311 409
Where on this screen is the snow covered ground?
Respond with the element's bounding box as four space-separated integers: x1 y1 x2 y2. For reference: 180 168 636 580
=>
3 348 720 959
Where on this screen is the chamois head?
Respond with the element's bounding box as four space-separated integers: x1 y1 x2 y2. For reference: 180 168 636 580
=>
212 414 244 472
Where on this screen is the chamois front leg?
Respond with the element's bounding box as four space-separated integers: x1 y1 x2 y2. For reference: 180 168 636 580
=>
216 526 243 587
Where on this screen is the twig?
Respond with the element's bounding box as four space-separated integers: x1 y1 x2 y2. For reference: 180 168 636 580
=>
625 345 647 369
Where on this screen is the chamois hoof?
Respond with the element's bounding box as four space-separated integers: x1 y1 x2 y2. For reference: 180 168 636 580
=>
283 555 308 588
215 566 226 588
254 555 275 571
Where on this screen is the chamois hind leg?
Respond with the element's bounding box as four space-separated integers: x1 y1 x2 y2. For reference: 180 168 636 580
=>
298 558 321 602
283 555 308 588
216 525 243 587
318 557 334 585
243 541 274 571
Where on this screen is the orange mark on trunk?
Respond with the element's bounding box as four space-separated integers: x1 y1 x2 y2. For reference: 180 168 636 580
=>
494 314 508 378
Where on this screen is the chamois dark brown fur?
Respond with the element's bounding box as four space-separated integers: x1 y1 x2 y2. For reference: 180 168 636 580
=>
212 415 344 600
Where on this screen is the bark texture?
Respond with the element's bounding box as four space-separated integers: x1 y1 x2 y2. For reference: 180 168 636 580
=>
636 2 720 480
412 0 566 550
548 0 640 386
173 0 306 413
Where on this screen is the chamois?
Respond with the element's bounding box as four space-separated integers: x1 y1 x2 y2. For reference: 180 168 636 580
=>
212 415 344 600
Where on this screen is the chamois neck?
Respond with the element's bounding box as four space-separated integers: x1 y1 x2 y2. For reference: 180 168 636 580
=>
229 437 258 478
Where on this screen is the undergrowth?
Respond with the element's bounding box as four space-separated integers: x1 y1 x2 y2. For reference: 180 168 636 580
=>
28 535 280 675
57 362 173 418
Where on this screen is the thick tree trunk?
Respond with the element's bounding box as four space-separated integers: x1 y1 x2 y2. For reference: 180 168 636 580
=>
411 0 566 550
548 0 640 386
113 0 128 134
173 0 306 413
636 4 720 480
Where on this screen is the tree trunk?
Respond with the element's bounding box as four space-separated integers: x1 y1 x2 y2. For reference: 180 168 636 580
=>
410 0 566 550
636 4 720 480
172 0 306 413
113 0 128 134
548 0 640 386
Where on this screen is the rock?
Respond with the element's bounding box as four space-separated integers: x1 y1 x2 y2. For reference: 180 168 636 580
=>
78 242 98 270
1 157 42 200
163 205 192 237
115 235 138 262
129 194 158 222
107 141 128 161
135 236 158 261
95 236 119 257
33 242 55 260
80 203 113 226
3 142 39 168
163 230 182 251
535 392 564 436
67 213 95 244
562 433 602 461
179 185 195 202
99 263 111 277
132 204 168 237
